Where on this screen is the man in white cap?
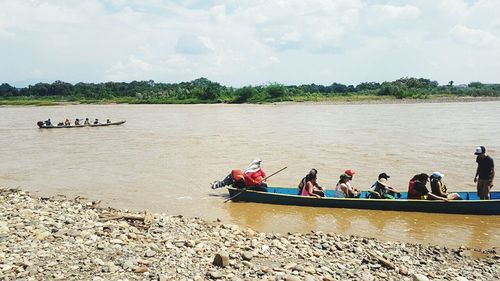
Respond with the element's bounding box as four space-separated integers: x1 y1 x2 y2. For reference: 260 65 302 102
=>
474 146 495 200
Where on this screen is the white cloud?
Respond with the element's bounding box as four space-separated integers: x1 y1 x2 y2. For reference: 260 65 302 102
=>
377 4 421 20
450 25 500 48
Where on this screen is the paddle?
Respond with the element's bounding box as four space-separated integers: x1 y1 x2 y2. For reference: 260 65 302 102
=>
223 166 287 203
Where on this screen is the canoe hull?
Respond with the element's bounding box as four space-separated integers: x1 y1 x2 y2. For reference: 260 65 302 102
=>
227 187 500 215
38 120 126 129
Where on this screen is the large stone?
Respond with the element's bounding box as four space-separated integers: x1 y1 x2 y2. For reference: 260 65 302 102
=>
412 274 429 281
242 251 253 261
213 252 229 267
34 230 51 241
399 265 409 276
208 271 223 279
285 275 301 281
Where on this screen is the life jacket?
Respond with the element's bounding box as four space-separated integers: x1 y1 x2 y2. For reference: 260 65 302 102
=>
407 179 419 199
229 169 244 188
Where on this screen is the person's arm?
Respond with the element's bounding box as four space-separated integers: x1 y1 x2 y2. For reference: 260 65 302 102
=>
306 182 321 198
427 192 449 202
474 162 479 183
491 159 495 183
314 182 325 190
341 183 351 197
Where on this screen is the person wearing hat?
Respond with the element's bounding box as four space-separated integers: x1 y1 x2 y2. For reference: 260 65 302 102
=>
343 169 359 193
429 172 461 200
474 146 495 200
211 159 268 192
369 173 400 199
335 173 360 198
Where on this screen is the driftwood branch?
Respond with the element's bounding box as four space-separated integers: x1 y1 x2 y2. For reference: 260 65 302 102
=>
99 211 155 226
366 250 395 269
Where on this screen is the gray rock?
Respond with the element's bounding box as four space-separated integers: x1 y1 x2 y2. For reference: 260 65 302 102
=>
399 265 409 276
304 275 316 281
208 271 223 279
213 252 229 267
144 249 156 257
242 251 253 261
285 275 301 281
412 274 430 281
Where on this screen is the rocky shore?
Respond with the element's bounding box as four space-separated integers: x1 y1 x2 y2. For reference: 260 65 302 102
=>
0 188 498 281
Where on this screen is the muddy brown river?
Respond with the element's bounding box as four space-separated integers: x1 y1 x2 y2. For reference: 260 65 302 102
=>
0 101 498 249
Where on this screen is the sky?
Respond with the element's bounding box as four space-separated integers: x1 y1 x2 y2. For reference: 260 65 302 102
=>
1 0 499 87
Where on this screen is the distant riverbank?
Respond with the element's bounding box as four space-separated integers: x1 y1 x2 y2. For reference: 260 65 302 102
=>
1 95 500 106
1 187 498 280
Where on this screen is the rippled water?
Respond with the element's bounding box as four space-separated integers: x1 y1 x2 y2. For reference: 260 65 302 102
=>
0 102 498 249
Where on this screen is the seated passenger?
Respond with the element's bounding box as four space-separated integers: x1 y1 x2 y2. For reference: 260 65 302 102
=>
64 119 71 126
299 168 325 198
107 119 111 124
75 118 80 125
94 118 99 125
44 119 52 126
335 174 361 198
408 173 448 201
429 172 461 200
370 172 401 199
211 159 268 192
57 122 64 126
84 118 90 125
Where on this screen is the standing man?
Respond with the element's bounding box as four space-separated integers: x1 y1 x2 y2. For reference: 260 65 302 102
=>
474 146 495 200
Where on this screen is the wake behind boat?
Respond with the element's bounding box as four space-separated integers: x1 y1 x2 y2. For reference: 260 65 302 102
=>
227 187 500 215
37 120 126 129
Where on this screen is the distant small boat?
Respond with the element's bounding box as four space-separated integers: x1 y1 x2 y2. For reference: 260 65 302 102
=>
37 120 126 129
227 187 500 215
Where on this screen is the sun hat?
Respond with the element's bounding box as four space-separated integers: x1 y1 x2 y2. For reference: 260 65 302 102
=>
431 171 444 179
378 173 390 180
474 146 486 155
344 169 355 177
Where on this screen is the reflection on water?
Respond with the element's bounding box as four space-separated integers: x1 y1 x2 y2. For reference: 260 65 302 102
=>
0 102 499 249
222 201 500 249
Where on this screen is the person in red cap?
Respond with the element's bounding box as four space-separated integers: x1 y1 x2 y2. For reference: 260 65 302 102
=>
343 169 360 195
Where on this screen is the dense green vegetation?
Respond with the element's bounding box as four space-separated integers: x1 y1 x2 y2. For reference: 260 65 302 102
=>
1 77 499 105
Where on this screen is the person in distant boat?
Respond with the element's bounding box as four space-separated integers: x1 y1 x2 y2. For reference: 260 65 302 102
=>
344 169 361 196
211 159 268 191
369 172 400 199
94 118 99 125
107 119 111 124
474 146 495 200
57 122 64 126
335 174 360 198
44 119 52 126
299 168 325 198
74 118 80 125
408 173 448 201
64 119 71 126
84 118 90 125
429 172 461 200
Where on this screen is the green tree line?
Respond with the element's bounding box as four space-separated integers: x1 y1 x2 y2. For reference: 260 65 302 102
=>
1 77 499 104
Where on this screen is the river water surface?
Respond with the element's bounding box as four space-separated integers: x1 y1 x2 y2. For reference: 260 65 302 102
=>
0 101 499 249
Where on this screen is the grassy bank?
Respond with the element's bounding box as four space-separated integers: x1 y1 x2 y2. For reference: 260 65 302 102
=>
2 94 500 106
2 78 500 105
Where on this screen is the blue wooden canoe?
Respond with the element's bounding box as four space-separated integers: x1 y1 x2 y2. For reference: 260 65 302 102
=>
227 187 500 215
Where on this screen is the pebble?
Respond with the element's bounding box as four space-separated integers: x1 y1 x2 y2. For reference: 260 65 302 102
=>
0 188 496 281
242 251 253 261
412 273 430 281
